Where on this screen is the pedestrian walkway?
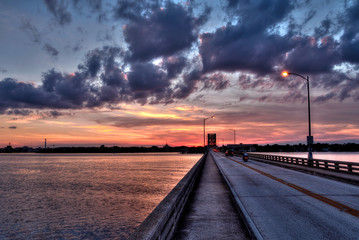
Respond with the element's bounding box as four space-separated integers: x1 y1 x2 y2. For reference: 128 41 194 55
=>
172 152 250 239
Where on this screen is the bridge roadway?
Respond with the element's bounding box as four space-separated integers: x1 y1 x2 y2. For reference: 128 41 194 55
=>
174 150 359 239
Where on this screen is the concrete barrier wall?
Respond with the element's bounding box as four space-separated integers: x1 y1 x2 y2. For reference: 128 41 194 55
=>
128 152 207 240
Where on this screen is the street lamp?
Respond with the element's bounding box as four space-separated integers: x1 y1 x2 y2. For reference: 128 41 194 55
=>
203 116 215 152
229 129 236 145
282 71 313 161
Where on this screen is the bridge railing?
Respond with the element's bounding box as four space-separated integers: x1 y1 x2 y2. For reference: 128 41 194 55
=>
128 152 207 240
247 153 359 175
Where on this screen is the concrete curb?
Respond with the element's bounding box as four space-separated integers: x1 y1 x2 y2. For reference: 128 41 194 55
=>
211 151 263 240
128 153 206 240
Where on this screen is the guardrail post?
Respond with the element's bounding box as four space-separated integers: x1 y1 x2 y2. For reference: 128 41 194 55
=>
308 158 313 167
335 163 339 171
348 164 353 173
324 162 328 169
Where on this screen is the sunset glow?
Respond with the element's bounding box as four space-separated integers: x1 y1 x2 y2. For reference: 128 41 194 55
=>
1 1 358 148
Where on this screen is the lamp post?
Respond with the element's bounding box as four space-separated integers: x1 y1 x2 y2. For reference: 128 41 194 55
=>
282 71 313 161
203 116 215 152
229 129 236 145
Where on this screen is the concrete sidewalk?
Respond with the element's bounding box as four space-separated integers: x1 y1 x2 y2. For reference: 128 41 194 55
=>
172 152 250 239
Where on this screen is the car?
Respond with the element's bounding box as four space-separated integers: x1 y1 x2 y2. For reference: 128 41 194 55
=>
225 149 234 156
243 152 249 161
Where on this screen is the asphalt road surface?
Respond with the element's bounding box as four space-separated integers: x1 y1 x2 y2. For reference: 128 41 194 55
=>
212 151 359 240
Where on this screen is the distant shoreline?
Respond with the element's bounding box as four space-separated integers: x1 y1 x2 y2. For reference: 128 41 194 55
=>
1 142 358 153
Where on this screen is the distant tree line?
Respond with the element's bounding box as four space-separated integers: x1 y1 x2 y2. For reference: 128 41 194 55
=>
1 143 358 153
36 145 204 154
253 143 359 152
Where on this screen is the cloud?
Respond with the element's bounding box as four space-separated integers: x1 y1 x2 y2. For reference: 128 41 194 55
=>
114 0 158 21
200 27 294 74
0 67 7 74
314 92 336 103
44 0 72 26
128 62 172 104
225 0 293 32
6 109 71 119
284 36 341 73
43 43 59 56
8 126 17 129
199 0 294 75
6 109 34 116
121 1 210 61
20 17 42 43
2 0 359 116
339 1 359 63
20 18 61 57
0 45 214 113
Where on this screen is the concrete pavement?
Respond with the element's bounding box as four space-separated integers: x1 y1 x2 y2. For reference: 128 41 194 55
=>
172 152 251 239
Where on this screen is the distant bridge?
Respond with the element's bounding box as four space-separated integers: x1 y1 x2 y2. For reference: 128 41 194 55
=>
129 150 359 239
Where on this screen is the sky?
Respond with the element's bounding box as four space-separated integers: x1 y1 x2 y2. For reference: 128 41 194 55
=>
0 0 359 148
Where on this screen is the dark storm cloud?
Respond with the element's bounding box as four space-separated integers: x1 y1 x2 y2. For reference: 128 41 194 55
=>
0 45 208 113
128 62 172 104
284 36 341 73
0 78 61 113
44 0 72 25
314 18 334 38
43 43 59 56
200 27 294 74
340 1 359 63
163 56 188 79
225 0 293 32
2 0 359 115
121 1 210 61
200 0 294 74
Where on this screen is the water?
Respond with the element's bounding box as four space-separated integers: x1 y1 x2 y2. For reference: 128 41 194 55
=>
255 152 359 163
0 153 201 239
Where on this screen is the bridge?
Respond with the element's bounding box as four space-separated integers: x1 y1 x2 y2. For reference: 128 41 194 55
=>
129 150 359 239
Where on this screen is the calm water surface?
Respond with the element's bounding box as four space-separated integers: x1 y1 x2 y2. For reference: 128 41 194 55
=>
256 152 359 163
0 153 201 239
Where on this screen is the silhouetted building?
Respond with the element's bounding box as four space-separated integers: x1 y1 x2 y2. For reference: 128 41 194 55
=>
208 133 216 148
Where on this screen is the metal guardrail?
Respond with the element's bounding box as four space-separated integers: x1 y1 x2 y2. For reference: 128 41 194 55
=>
248 153 359 174
128 152 207 240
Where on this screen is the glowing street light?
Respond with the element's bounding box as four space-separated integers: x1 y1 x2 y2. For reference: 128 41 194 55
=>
203 116 215 152
282 71 313 161
282 71 289 77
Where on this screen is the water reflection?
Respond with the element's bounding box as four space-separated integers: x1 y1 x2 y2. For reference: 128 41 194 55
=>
0 153 201 239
